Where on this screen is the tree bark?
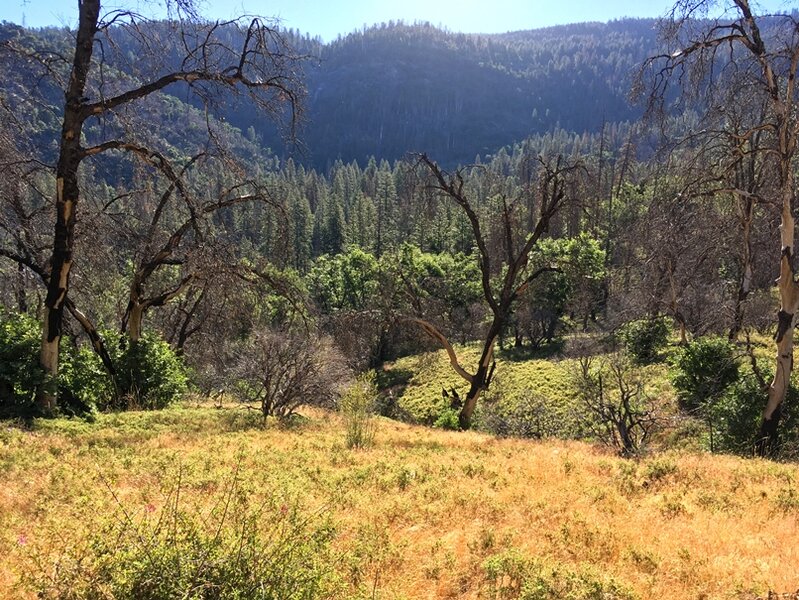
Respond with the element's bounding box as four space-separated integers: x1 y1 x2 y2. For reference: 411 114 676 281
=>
37 0 101 413
758 178 798 456
459 330 497 429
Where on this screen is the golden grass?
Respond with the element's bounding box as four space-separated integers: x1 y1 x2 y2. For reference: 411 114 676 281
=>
1 405 797 599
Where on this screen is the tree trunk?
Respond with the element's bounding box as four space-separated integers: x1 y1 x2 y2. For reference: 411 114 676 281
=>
458 331 497 429
36 0 100 413
758 177 798 457
125 302 145 344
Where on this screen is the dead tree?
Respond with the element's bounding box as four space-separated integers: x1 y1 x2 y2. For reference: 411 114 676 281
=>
2 2 304 412
413 154 580 429
638 0 799 455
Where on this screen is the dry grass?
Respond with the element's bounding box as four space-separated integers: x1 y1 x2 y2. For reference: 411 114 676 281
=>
1 404 797 599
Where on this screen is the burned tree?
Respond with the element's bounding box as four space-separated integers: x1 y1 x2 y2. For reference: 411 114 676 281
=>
2 2 304 412
413 154 580 429
638 0 799 455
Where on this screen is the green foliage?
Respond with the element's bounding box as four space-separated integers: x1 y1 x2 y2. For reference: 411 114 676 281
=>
114 334 188 410
0 309 187 417
710 368 799 457
669 336 739 413
0 309 44 417
433 408 461 430
340 372 378 448
618 317 670 365
307 247 380 313
482 549 636 599
57 344 110 417
513 235 605 348
30 470 341 599
62 331 188 412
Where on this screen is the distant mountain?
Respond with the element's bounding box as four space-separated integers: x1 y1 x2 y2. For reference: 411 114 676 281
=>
260 20 660 168
0 18 661 171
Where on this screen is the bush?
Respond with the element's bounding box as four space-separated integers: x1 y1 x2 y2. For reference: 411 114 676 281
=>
710 368 799 457
0 311 187 417
234 328 349 420
0 311 105 417
0 309 44 417
669 336 739 413
433 408 461 430
114 334 188 410
60 332 188 412
618 317 670 365
572 353 658 456
340 371 378 448
29 470 342 599
479 389 563 439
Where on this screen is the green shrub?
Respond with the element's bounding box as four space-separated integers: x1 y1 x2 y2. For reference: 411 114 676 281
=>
0 309 44 417
29 471 341 599
434 408 461 430
0 311 186 417
58 343 113 416
61 331 189 412
618 317 670 365
340 371 378 448
710 368 799 457
114 333 188 410
669 336 740 413
0 310 101 417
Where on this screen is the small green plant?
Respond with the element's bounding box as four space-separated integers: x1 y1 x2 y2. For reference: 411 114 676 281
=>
482 549 636 599
618 317 670 365
340 371 378 448
434 407 461 430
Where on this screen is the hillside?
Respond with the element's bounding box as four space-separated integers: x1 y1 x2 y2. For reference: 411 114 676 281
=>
1 406 796 599
287 20 655 168
223 20 657 168
0 18 658 171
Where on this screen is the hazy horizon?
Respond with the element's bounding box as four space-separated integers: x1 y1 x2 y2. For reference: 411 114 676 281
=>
1 0 794 42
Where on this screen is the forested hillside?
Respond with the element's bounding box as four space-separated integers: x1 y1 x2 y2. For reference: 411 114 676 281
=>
0 18 657 169
287 20 655 167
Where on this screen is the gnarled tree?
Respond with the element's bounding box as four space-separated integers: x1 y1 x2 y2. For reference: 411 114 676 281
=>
2 1 304 412
414 154 581 429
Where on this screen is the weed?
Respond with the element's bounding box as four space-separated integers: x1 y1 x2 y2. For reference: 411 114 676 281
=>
341 372 378 449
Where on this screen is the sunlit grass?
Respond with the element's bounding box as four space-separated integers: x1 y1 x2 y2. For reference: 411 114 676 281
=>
1 404 796 598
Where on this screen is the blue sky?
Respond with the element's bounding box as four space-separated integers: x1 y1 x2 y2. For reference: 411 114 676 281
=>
2 0 794 40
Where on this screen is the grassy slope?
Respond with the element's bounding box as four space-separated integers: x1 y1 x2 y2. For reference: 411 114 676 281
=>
387 342 672 426
2 405 798 599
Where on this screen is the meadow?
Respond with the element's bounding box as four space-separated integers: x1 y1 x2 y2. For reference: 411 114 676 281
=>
2 401 798 599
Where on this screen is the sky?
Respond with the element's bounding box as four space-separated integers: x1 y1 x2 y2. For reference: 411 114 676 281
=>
1 0 794 40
